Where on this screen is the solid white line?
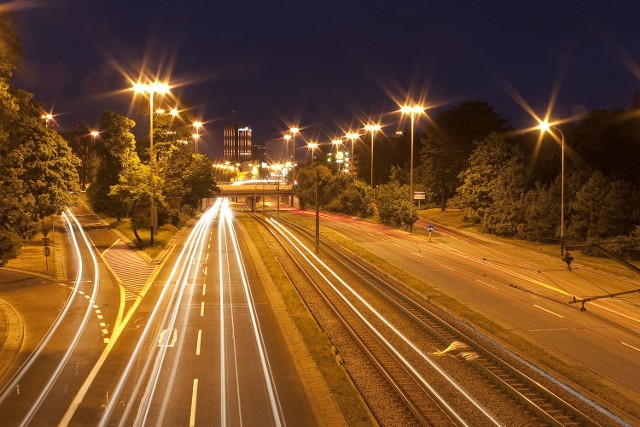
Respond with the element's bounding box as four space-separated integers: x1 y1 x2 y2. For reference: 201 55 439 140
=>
439 263 455 271
534 304 564 318
621 342 640 352
475 279 497 290
196 330 202 356
190 379 198 427
200 301 204 317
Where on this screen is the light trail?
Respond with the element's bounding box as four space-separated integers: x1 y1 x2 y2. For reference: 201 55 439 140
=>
0 209 99 424
97 200 221 426
130 200 218 426
268 217 502 426
221 199 284 426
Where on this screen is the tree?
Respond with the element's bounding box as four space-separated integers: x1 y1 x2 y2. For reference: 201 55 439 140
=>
454 133 521 222
375 176 417 229
0 14 79 265
109 161 164 244
481 160 528 237
180 154 220 208
88 110 138 217
418 101 510 210
567 171 640 242
293 164 333 209
326 178 374 218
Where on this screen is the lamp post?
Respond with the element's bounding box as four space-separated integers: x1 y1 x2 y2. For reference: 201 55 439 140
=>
400 105 425 207
132 81 170 245
308 141 319 164
364 124 381 187
331 139 342 171
193 121 203 153
284 134 292 162
290 126 299 162
538 119 566 256
41 113 54 128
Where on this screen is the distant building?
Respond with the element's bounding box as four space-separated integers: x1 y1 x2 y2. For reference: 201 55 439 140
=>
265 139 287 163
223 124 252 161
252 140 266 163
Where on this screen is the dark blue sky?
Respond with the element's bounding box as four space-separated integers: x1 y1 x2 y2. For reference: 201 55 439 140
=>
15 0 640 158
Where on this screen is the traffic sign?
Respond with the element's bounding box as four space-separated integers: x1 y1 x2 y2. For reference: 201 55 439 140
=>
427 225 434 232
414 191 426 200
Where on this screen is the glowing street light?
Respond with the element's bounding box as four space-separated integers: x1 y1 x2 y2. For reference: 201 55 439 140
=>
290 126 300 162
132 80 170 245
307 141 319 164
284 134 292 162
193 120 203 153
41 113 54 128
364 124 382 187
401 104 425 231
537 119 567 255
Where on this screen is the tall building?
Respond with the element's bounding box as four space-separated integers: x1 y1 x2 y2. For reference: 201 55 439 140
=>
223 124 252 161
265 139 287 163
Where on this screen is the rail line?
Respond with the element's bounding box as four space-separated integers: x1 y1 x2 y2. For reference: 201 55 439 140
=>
253 212 607 426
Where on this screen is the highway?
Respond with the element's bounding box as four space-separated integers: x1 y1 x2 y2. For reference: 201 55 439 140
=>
61 199 316 426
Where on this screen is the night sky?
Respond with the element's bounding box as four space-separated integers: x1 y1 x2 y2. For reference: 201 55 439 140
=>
14 0 640 159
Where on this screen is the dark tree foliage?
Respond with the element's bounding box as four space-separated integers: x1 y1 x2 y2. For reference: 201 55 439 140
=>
454 133 521 222
87 110 138 217
419 101 510 210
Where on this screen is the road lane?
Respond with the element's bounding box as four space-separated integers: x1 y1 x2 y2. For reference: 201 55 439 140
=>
307 211 640 400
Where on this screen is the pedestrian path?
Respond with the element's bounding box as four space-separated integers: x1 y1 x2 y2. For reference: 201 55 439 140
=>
102 240 156 301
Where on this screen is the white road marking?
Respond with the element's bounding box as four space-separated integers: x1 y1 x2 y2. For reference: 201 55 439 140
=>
439 263 455 271
413 253 424 258
190 379 198 427
534 304 564 318
200 301 204 317
202 283 206 296
196 330 202 356
476 279 497 290
621 342 640 352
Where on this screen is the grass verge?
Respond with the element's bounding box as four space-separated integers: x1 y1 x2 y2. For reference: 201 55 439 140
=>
238 214 373 426
279 210 640 421
5 236 54 277
103 218 178 261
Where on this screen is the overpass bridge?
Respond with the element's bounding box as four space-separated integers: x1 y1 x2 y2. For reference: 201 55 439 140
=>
216 181 296 211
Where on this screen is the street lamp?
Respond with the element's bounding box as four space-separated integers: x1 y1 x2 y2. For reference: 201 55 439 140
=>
307 141 319 164
193 121 203 153
364 124 381 187
538 119 566 255
132 81 170 245
401 105 425 214
284 134 292 162
331 138 342 171
41 113 54 128
290 126 300 162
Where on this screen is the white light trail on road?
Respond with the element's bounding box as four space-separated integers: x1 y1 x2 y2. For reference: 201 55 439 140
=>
223 200 284 426
97 200 221 427
0 210 100 425
268 218 502 426
218 200 227 427
136 201 218 426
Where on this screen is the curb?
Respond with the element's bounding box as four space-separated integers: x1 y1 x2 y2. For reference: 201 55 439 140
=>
0 299 24 379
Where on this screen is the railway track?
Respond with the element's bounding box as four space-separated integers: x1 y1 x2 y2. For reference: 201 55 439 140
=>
250 211 618 425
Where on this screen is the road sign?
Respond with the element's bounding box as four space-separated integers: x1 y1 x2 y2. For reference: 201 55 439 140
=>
44 246 50 257
414 191 426 200
427 225 434 232
42 237 50 246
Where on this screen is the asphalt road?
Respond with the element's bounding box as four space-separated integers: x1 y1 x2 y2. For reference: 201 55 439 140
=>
65 200 317 426
305 211 640 402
